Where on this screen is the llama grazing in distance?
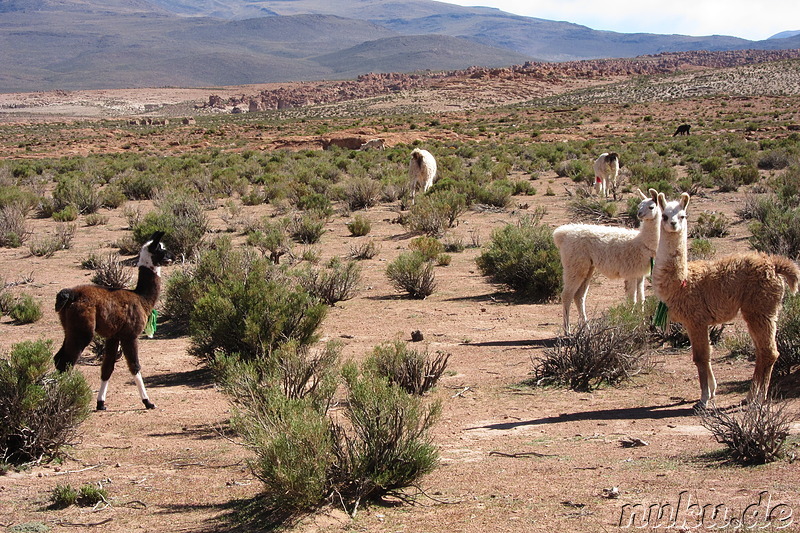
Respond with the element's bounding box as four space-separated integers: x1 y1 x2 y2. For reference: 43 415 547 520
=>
593 152 620 198
553 188 661 334
673 124 691 136
54 231 174 411
359 138 386 151
653 193 800 408
408 148 437 205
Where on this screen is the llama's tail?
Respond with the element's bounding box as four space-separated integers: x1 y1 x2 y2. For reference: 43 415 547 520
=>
55 288 75 312
773 256 800 293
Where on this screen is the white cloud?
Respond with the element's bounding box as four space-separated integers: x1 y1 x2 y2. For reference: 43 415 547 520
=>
442 0 799 41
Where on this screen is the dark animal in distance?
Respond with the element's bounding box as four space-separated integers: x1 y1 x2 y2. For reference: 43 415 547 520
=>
673 124 691 136
54 232 174 411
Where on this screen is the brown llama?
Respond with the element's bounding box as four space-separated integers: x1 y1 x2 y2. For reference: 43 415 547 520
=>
54 231 174 411
653 193 799 408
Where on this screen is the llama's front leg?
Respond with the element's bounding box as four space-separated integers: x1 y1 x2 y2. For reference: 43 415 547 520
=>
687 327 716 408
121 338 156 409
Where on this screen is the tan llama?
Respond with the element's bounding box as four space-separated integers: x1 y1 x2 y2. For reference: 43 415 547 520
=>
653 192 800 408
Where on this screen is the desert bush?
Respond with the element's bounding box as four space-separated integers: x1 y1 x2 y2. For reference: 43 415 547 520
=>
295 257 362 306
90 253 132 289
100 184 127 208
52 204 78 222
9 294 43 324
689 212 730 238
132 191 209 258
290 211 327 244
757 150 793 170
28 224 75 258
711 165 760 192
363 341 449 395
474 180 513 207
405 190 467 236
84 213 109 226
531 313 651 392
332 364 440 512
343 177 382 210
296 192 333 217
699 400 794 464
52 176 101 214
347 214 371 237
0 340 92 464
247 218 291 264
51 483 79 508
0 204 30 247
349 240 380 260
567 196 618 223
774 292 800 377
475 215 562 302
555 159 591 182
748 207 800 259
408 236 444 261
190 253 327 364
386 252 436 299
689 238 715 260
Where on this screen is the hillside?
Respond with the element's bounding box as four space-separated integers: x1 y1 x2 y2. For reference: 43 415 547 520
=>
1 0 800 92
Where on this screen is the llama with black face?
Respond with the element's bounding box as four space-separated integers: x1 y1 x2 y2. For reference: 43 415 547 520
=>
54 231 174 410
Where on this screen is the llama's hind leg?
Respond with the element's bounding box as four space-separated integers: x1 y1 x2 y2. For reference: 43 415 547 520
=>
744 315 779 404
54 329 94 372
687 326 716 408
573 266 594 328
121 338 155 409
97 338 121 411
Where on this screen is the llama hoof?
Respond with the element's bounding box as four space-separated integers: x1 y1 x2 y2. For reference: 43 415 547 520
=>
96 401 107 411
143 399 156 409
692 401 709 412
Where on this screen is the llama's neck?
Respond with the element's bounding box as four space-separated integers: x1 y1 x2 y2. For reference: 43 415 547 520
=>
653 227 688 296
134 266 162 309
635 217 660 257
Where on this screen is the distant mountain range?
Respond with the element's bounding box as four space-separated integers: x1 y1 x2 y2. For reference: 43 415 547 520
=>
1 0 799 92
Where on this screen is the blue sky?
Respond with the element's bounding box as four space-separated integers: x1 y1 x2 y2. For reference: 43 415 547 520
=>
441 0 799 41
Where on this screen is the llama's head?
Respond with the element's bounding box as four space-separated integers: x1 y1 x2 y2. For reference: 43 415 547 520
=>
411 148 423 162
658 192 690 235
636 188 661 223
137 231 174 274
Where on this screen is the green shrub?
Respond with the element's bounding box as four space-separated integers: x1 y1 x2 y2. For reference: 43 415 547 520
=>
363 341 449 395
100 184 127 209
132 191 209 257
405 190 467 236
51 484 79 509
295 257 362 306
84 213 108 226
775 292 800 377
52 205 78 222
346 215 371 237
189 254 327 364
689 238 715 260
247 219 291 264
386 252 436 299
0 340 92 464
689 212 730 238
408 236 444 261
290 211 327 244
52 176 101 215
476 215 562 302
567 196 618 223
334 364 440 510
77 484 109 506
9 294 43 324
555 159 591 182
749 207 800 259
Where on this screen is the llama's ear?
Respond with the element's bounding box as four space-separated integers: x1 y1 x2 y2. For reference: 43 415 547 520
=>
657 192 666 209
649 188 658 201
637 188 646 199
680 193 691 210
150 231 165 244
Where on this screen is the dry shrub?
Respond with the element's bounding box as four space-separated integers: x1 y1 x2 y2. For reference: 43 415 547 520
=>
386 252 436 299
91 253 133 289
532 314 651 392
364 341 449 395
295 257 362 306
699 400 794 464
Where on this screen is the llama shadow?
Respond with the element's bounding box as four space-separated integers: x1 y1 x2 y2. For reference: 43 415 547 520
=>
158 495 301 532
148 422 227 441
465 400 697 431
445 291 516 304
465 337 559 349
146 367 214 389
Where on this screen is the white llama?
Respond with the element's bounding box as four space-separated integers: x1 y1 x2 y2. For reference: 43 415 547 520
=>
553 188 660 333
